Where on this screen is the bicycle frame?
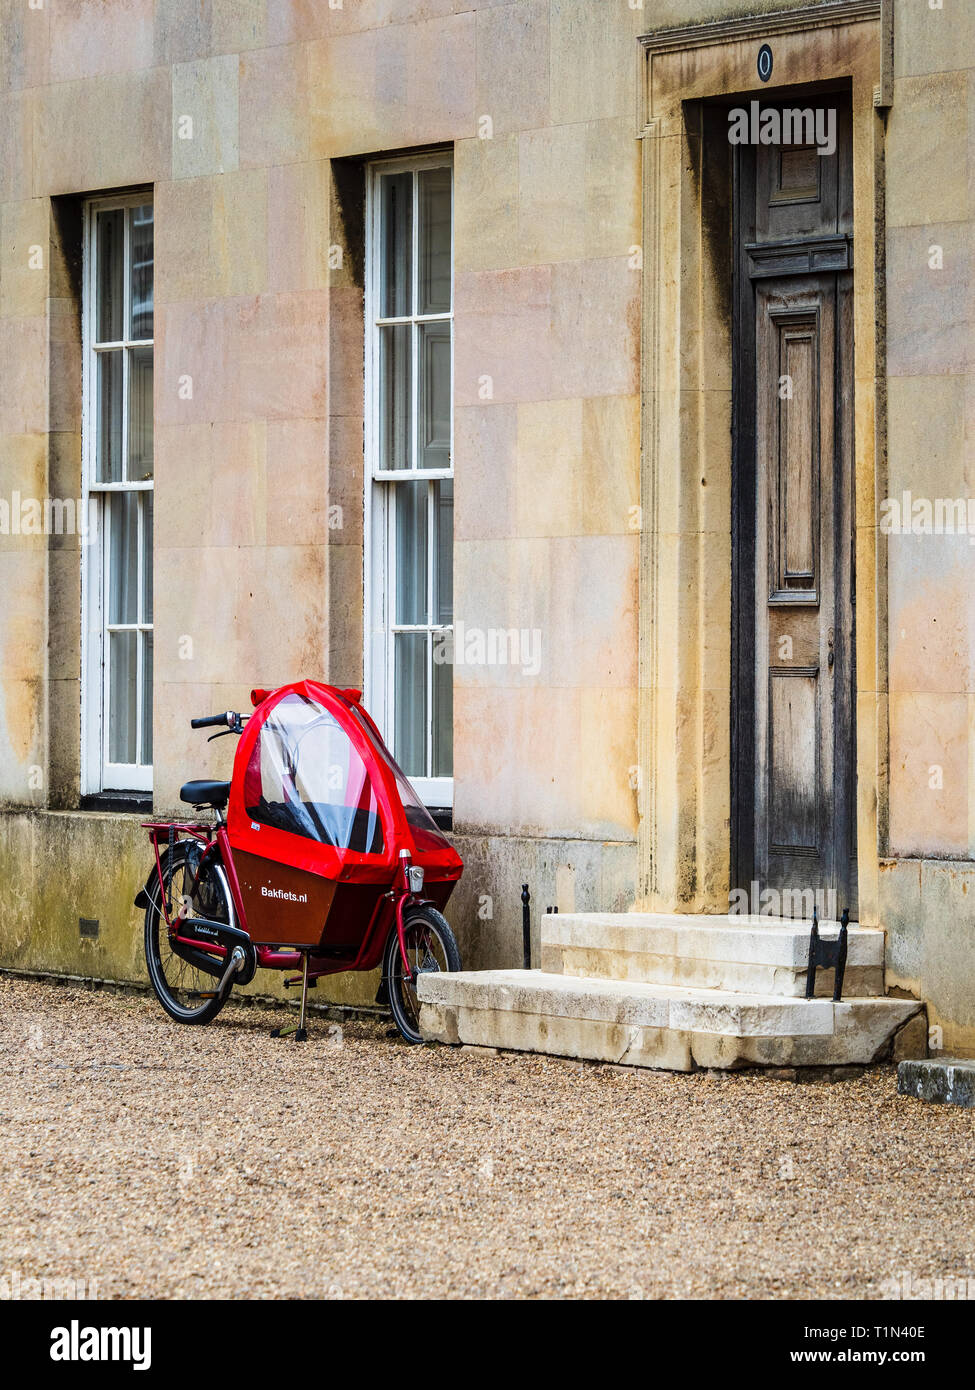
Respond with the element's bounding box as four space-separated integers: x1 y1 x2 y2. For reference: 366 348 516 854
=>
141 819 428 984
138 682 463 1008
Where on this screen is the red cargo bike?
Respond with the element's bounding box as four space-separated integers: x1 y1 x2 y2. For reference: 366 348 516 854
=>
135 681 463 1042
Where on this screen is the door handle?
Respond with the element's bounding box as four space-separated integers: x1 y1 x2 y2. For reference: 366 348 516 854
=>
827 629 835 671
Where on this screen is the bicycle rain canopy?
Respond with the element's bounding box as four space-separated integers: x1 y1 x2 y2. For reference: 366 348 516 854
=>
227 680 462 886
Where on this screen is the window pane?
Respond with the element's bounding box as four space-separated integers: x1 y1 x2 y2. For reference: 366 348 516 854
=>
379 172 412 319
395 481 428 625
128 344 153 480
141 492 153 624
434 478 453 625
418 321 450 469
379 323 412 471
433 647 452 778
140 631 153 765
108 630 137 764
95 209 123 342
394 632 427 778
108 492 139 625
96 349 123 482
418 166 451 315
129 204 154 340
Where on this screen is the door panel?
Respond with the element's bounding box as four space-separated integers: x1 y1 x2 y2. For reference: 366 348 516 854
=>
754 277 839 900
733 96 857 918
768 671 819 851
780 322 817 585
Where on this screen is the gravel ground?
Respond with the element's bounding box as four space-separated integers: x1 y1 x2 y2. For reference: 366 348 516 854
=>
1 972 974 1301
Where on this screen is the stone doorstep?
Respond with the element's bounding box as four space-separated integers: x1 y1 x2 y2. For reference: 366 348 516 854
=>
543 912 885 969
541 946 883 998
414 973 917 1045
898 1058 975 1109
419 996 923 1073
418 914 920 1073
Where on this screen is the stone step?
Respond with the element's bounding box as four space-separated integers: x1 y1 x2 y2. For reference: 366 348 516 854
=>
418 969 922 1072
540 912 885 997
898 1058 975 1108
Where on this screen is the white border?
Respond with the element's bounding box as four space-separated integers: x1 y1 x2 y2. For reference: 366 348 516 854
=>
364 152 454 809
81 191 154 795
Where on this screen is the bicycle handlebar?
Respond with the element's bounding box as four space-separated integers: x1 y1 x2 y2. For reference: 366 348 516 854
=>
191 711 237 730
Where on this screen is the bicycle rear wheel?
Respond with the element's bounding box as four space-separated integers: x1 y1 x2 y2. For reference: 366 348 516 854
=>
144 841 236 1025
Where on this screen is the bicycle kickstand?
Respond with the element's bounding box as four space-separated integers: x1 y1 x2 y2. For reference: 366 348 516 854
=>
271 952 309 1042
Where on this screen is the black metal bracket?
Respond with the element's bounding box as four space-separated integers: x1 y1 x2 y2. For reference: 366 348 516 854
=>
520 886 558 970
805 907 849 1001
521 884 531 970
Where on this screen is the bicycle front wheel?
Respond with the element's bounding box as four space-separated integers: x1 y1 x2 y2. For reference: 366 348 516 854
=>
382 905 461 1044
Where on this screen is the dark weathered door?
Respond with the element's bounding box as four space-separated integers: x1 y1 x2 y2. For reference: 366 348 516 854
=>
733 100 857 917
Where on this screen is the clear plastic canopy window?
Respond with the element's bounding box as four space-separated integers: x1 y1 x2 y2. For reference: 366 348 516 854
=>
349 707 452 853
245 694 384 854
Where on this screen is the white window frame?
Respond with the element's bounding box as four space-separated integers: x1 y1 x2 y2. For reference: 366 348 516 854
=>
364 151 454 810
81 191 154 795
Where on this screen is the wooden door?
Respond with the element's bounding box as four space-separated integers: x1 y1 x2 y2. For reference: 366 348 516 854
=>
733 99 857 917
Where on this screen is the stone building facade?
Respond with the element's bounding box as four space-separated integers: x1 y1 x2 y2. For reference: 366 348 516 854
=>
0 0 973 1051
